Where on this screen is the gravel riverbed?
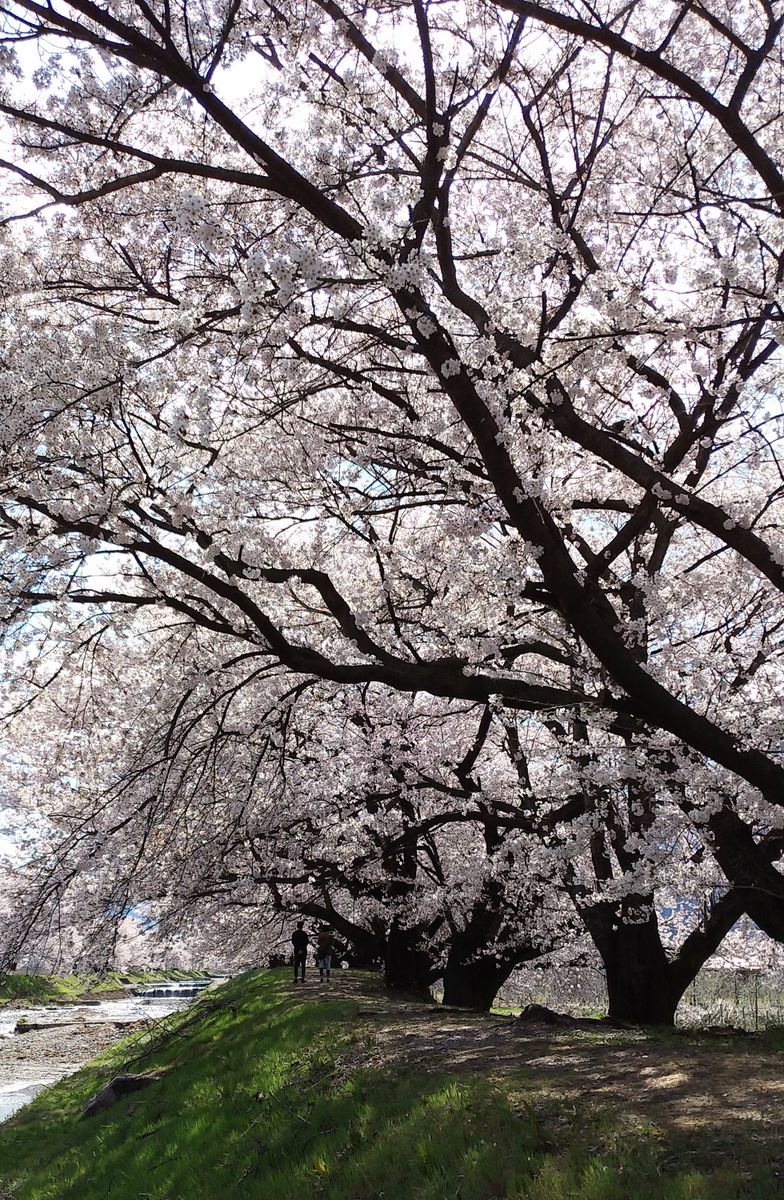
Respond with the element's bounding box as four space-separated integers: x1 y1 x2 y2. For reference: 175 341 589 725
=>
1 1014 145 1086
0 994 192 1122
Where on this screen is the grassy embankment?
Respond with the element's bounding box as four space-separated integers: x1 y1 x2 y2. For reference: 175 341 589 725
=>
0 970 780 1200
0 970 202 1006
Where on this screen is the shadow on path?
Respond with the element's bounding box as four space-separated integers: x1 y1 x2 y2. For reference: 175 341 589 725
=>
286 970 784 1170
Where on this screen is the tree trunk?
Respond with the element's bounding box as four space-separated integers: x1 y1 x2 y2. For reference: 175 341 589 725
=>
440 889 529 1010
441 953 512 1011
344 942 384 970
583 903 680 1024
707 810 784 941
384 922 433 999
579 885 747 1025
603 936 679 1024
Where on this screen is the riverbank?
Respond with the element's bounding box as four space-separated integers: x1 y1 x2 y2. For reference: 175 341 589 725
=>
0 970 201 1008
0 1015 147 1122
0 978 212 1125
0 1009 152 1085
1 969 782 1199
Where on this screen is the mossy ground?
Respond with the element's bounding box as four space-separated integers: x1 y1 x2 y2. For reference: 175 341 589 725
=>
0 970 781 1200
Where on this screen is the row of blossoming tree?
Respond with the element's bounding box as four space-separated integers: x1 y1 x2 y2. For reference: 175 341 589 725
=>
0 0 782 1022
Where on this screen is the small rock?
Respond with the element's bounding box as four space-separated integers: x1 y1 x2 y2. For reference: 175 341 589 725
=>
517 1004 575 1027
82 1073 161 1118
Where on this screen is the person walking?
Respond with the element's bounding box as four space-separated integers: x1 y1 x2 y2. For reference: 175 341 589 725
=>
291 921 309 983
316 927 334 983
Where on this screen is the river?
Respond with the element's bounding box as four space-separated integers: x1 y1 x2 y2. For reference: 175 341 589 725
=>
0 980 218 1123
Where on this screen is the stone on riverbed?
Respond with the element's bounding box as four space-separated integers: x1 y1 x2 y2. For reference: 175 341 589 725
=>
83 1073 161 1117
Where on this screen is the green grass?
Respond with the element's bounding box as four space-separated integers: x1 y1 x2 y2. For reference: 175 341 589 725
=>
0 970 780 1200
0 972 90 1003
0 969 202 1006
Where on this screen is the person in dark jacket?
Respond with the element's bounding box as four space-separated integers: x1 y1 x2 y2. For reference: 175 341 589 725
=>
291 921 309 982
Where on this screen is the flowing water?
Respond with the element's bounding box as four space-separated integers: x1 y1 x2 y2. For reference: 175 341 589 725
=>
0 979 218 1122
0 1080 60 1123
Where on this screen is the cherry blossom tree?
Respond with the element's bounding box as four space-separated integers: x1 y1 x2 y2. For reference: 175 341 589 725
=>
2 627 577 1002
0 0 782 1011
0 614 756 1018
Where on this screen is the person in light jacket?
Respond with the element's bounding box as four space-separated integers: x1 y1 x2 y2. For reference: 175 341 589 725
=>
315 927 334 982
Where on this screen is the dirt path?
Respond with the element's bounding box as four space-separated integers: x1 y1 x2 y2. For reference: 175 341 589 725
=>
291 973 784 1167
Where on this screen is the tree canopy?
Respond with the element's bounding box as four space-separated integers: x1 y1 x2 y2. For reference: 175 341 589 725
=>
0 0 782 1018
